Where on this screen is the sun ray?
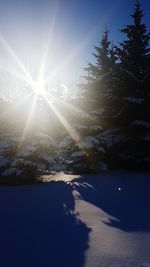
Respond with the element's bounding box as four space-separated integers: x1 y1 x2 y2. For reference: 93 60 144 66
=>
0 34 34 87
44 32 96 84
0 63 29 83
44 2 118 85
43 96 92 162
43 95 81 143
38 4 58 81
44 44 84 84
18 94 38 147
0 92 33 120
53 97 94 120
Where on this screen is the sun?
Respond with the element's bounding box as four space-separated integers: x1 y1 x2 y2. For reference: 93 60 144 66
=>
33 79 45 96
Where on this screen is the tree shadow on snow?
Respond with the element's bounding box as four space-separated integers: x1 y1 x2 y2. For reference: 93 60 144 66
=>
72 171 150 232
0 181 90 267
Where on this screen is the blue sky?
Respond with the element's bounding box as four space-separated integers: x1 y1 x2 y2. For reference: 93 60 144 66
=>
0 0 149 86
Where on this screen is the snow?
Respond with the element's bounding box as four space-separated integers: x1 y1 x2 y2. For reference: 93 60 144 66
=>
0 156 9 167
41 154 56 164
105 134 122 148
52 163 66 171
0 140 10 149
33 132 56 146
81 136 100 149
11 159 24 167
0 132 58 177
98 129 123 148
131 120 150 128
91 108 104 115
75 124 87 130
124 96 144 104
22 160 35 166
74 124 103 132
0 171 150 267
97 146 105 153
19 144 36 157
71 151 86 158
36 163 46 170
1 167 17 176
16 169 23 176
89 125 103 131
14 159 34 167
59 136 73 148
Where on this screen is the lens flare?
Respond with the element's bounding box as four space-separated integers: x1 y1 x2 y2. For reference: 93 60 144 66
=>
43 96 80 143
18 94 38 146
33 79 46 96
0 34 34 87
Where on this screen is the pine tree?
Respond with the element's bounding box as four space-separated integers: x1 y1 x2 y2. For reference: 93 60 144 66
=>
58 99 106 173
57 33 112 174
109 0 150 170
117 0 150 81
82 29 118 118
57 1 150 172
66 29 118 172
84 29 116 83
84 29 111 82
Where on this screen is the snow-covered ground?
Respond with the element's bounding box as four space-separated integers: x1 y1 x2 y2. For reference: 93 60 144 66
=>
0 171 150 267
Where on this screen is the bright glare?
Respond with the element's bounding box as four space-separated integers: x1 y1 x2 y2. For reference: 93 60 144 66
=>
0 31 87 147
33 79 45 96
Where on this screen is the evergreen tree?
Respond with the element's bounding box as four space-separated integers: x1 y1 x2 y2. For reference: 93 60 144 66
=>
116 0 150 81
58 98 106 173
63 29 119 172
82 29 118 119
108 0 150 170
34 0 150 172
80 1 150 170
84 29 116 83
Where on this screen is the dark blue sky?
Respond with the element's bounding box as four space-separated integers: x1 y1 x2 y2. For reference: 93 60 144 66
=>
0 0 150 85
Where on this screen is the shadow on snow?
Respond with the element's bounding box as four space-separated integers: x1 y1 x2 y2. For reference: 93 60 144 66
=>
0 181 90 267
73 171 150 232
0 171 150 267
